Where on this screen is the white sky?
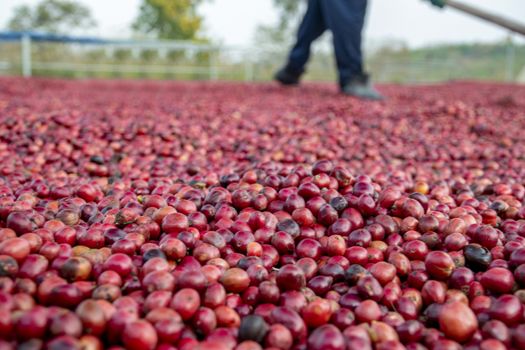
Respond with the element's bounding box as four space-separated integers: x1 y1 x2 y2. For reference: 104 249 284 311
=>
0 0 524 47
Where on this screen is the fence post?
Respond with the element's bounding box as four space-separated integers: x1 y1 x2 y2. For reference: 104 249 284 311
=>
243 51 253 81
21 34 32 77
209 49 219 81
244 55 254 81
505 34 515 82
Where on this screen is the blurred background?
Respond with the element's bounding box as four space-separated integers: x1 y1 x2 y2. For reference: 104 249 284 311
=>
0 0 524 83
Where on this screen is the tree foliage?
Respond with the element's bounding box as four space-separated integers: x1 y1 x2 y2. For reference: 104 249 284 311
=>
7 0 96 34
255 0 304 45
132 0 206 40
273 0 303 33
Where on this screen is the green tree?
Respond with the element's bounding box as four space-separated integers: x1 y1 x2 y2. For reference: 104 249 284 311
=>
255 0 304 45
273 0 302 35
132 0 206 40
7 0 96 34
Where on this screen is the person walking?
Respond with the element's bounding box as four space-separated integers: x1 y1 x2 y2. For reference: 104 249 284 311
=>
274 0 445 100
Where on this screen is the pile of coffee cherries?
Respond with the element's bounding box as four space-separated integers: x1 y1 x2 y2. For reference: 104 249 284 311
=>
0 78 525 350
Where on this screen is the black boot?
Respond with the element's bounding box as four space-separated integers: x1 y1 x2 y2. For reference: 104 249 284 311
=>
341 73 384 100
274 66 303 86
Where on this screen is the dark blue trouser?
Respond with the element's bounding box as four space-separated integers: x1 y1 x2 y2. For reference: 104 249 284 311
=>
286 0 368 87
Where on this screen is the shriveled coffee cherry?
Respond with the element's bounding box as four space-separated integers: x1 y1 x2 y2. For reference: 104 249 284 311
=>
344 264 368 285
143 248 167 262
238 315 268 343
60 257 92 282
464 244 492 271
0 255 18 277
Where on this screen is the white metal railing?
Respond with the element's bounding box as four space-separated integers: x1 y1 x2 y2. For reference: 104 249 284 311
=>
1 33 260 81
21 34 32 77
0 32 522 83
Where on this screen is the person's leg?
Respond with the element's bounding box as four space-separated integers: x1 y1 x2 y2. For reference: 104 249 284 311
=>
321 0 382 99
320 0 367 87
286 0 327 75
